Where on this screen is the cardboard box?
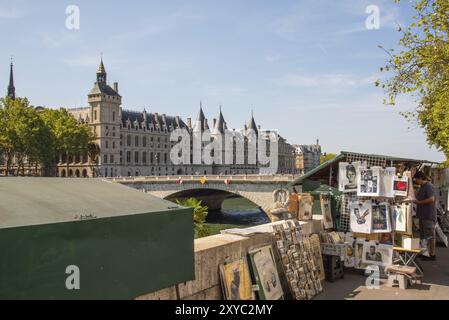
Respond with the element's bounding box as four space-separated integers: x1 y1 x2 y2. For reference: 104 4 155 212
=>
403 237 420 250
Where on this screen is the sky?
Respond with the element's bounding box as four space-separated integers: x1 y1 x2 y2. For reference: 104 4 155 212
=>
0 0 444 162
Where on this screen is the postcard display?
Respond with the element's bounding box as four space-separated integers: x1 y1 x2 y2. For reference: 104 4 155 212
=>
273 221 323 300
338 162 416 270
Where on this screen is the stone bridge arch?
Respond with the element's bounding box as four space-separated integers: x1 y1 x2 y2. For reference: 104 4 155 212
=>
117 179 293 221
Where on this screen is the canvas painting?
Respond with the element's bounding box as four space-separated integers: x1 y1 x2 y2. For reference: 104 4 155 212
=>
362 242 393 267
354 239 367 270
392 203 408 232
358 167 381 197
219 258 254 300
371 202 391 233
393 176 409 197
248 245 283 300
379 167 396 198
297 193 313 221
320 194 333 229
349 200 372 234
338 162 363 193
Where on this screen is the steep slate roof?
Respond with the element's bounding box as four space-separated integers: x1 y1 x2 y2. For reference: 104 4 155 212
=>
212 107 228 134
121 110 187 130
88 82 121 97
247 111 258 135
193 105 207 132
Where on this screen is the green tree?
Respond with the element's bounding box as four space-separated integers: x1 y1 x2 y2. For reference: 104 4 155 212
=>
321 153 337 164
0 97 52 176
176 198 210 238
40 108 95 176
378 0 449 164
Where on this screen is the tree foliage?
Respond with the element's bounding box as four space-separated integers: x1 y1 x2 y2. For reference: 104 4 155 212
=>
176 198 210 238
378 0 449 163
0 97 95 176
320 153 337 164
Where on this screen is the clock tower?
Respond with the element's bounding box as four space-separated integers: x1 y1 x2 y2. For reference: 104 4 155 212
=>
87 58 122 177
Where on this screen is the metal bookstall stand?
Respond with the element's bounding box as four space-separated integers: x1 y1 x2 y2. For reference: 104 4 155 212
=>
336 152 427 281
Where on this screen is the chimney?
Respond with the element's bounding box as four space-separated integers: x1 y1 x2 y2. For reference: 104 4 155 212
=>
113 82 119 93
187 118 192 128
213 118 217 128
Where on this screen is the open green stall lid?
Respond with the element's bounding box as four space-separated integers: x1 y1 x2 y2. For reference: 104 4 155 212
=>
0 178 194 299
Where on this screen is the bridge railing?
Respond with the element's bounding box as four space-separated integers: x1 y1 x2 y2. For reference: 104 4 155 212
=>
108 174 297 183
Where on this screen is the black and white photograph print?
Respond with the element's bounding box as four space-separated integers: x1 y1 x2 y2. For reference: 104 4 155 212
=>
371 202 391 233
379 167 396 198
357 166 381 197
349 200 373 234
362 242 393 267
338 162 363 193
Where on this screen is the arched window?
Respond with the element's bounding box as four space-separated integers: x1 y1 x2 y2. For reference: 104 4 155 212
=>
75 169 80 178
82 169 88 178
61 169 67 177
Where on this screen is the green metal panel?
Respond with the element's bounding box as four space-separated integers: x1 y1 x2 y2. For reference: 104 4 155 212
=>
0 208 194 300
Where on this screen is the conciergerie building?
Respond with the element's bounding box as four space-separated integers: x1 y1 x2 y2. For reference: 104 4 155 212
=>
1 59 297 177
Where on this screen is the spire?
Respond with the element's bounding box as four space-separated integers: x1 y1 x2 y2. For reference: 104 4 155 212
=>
7 57 15 100
247 109 258 135
96 55 107 84
193 102 207 132
213 105 227 134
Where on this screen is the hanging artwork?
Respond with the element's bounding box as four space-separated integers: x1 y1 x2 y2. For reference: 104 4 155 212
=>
354 239 367 270
248 245 283 300
349 200 373 234
320 194 333 229
361 242 393 267
339 162 363 193
358 167 381 197
343 233 356 268
393 176 409 197
392 203 408 233
379 167 396 198
219 258 254 300
371 202 391 233
297 193 313 221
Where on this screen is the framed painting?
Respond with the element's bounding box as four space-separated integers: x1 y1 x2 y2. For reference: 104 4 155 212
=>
219 258 254 300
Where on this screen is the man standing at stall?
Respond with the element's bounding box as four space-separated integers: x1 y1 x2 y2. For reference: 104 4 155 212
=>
413 171 437 260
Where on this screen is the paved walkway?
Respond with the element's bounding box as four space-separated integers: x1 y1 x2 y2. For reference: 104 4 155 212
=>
316 246 449 300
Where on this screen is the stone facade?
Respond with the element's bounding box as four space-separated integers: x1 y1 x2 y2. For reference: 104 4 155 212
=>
295 142 322 174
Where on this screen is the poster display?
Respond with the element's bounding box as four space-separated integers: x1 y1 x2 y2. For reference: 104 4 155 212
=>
371 202 391 233
248 245 283 300
298 193 313 221
320 194 333 229
219 258 254 300
339 162 363 193
361 242 393 267
358 167 381 197
379 167 396 198
354 239 367 270
349 200 373 234
393 176 409 197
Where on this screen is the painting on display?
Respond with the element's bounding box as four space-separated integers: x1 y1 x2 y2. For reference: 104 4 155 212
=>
371 202 391 233
248 245 283 301
219 258 254 300
338 162 363 193
349 200 373 234
297 194 314 221
361 242 393 267
358 167 381 197
392 203 408 233
379 167 396 198
354 239 367 270
393 176 409 197
320 194 334 229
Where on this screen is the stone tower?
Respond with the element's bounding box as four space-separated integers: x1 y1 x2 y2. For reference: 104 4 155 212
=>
87 58 122 177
